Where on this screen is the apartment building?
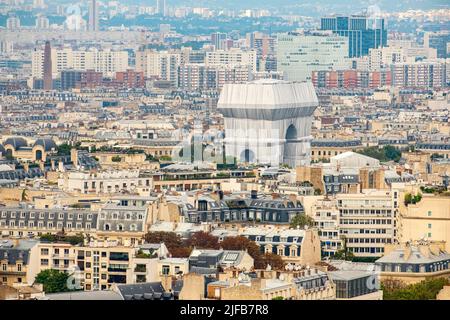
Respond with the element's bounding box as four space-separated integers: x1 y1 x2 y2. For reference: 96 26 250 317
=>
205 49 257 73
76 244 135 291
0 240 39 286
311 198 342 257
337 190 397 257
391 60 447 88
240 227 322 265
135 49 180 85
398 193 450 252
32 47 129 78
57 170 153 194
0 206 97 238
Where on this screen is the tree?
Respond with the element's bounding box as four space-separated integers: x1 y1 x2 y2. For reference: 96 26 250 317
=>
35 269 72 293
185 231 220 249
111 155 122 162
39 233 84 245
382 278 449 300
57 143 72 156
220 236 261 261
143 231 192 258
289 214 315 229
356 145 401 163
221 236 285 270
383 145 401 162
255 252 284 270
21 189 28 202
404 193 422 205
331 236 354 261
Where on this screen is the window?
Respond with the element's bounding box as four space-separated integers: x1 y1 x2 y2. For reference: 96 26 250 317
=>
162 265 170 275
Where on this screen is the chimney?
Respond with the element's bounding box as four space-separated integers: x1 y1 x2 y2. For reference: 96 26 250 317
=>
218 190 224 200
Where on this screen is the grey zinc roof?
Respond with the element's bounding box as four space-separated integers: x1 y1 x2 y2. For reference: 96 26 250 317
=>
0 248 31 265
330 270 375 281
376 246 450 264
46 290 123 300
33 138 57 151
116 282 169 300
3 137 28 149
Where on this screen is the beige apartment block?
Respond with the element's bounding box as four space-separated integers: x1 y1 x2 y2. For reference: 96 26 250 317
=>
398 194 450 252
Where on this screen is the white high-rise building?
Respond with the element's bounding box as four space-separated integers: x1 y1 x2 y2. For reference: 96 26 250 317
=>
368 47 413 71
88 0 99 31
0 41 14 54
205 49 257 73
32 47 129 78
35 15 50 30
135 49 180 85
156 0 167 16
277 31 350 82
33 0 45 9
6 16 21 30
217 80 319 167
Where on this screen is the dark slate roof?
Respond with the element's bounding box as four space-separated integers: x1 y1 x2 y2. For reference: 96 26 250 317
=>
116 282 174 300
4 137 28 149
190 266 218 275
34 138 57 151
0 248 30 265
311 139 362 147
0 144 5 154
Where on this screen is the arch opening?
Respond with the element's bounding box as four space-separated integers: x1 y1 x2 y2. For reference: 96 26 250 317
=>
240 149 255 163
285 124 298 141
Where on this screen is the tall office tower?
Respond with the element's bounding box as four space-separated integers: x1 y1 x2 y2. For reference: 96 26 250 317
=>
321 14 387 57
217 80 319 167
43 41 52 91
88 0 99 31
0 41 14 54
156 0 167 16
6 16 21 30
210 32 227 50
277 31 350 82
424 31 450 58
35 15 50 30
33 0 45 9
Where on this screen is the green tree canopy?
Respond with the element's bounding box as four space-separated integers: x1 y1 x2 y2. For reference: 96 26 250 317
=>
289 214 315 229
35 269 72 293
382 278 448 300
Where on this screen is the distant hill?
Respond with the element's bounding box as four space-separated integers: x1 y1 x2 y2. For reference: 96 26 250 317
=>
119 0 449 14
